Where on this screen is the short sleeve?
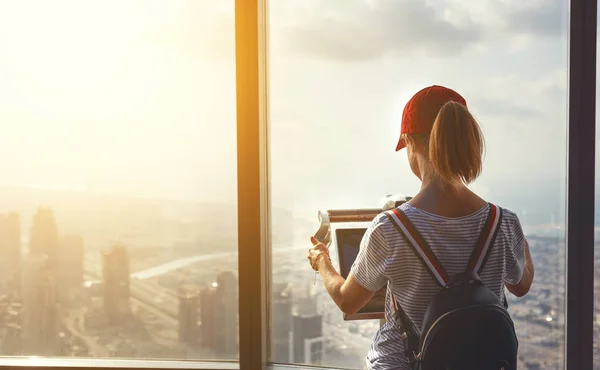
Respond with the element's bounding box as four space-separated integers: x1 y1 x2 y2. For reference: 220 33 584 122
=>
349 214 389 292
504 212 526 286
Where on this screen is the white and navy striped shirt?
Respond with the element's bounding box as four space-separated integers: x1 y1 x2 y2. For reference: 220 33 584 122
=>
350 202 526 370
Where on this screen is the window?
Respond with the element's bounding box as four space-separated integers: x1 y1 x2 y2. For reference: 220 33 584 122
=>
0 0 596 369
268 0 569 368
0 0 238 362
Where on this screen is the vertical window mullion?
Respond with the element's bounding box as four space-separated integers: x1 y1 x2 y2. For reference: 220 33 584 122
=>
235 0 269 369
566 0 596 369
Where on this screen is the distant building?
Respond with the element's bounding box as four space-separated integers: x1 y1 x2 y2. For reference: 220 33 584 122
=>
29 208 60 269
272 282 293 363
199 286 218 349
102 244 130 323
178 285 200 343
291 314 324 365
58 235 84 303
20 253 59 355
0 213 21 283
199 271 238 358
216 271 237 356
290 289 324 365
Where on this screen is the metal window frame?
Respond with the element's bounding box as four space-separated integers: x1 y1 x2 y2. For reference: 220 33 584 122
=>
0 359 237 370
236 0 270 369
566 0 596 369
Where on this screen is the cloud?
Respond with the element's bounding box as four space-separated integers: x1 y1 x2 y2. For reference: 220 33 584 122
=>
273 0 483 61
272 0 570 62
502 0 567 38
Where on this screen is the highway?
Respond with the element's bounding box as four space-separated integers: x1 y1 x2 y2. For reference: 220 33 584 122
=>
84 267 178 322
84 243 309 285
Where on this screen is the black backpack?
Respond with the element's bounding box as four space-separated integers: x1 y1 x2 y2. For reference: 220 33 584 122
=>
384 203 519 370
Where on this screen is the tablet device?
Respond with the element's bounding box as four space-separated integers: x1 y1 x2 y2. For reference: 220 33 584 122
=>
335 228 387 320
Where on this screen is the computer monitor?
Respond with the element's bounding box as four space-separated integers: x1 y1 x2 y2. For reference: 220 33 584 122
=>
335 228 387 320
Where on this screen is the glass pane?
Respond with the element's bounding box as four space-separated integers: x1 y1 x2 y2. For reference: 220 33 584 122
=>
0 0 238 361
268 1 568 368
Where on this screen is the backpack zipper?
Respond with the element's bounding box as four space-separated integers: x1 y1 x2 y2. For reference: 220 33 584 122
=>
418 304 515 360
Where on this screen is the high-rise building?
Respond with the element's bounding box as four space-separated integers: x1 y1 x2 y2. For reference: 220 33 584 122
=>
29 207 60 269
199 285 218 349
20 253 59 356
216 271 237 357
0 213 22 284
6 212 22 265
291 314 324 365
178 285 200 344
290 289 324 365
272 282 293 363
101 244 130 323
199 271 238 358
0 215 10 283
58 235 84 303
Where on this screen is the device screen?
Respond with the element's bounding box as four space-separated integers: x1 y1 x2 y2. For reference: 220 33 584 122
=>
336 228 365 278
335 228 387 315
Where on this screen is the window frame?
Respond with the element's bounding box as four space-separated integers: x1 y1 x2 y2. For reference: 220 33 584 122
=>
236 0 270 369
566 0 597 369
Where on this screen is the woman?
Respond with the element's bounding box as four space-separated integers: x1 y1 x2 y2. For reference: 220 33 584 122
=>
307 85 535 370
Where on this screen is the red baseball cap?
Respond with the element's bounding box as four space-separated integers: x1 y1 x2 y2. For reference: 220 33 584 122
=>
395 85 467 151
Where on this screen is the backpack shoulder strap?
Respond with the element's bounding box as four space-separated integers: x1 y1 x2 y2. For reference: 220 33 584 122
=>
384 207 449 287
467 203 503 274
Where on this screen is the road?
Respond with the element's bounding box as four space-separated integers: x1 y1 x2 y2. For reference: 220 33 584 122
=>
84 270 178 323
85 244 309 284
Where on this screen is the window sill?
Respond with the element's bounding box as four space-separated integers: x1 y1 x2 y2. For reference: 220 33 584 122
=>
0 357 238 370
267 363 357 370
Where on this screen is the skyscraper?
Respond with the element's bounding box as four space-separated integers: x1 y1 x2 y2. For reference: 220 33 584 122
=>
178 285 200 344
20 209 60 355
199 285 217 350
6 213 22 266
199 271 238 359
0 213 21 284
21 253 59 356
29 207 60 269
291 314 324 365
102 244 130 324
291 289 324 365
216 271 237 357
58 235 84 303
272 282 293 363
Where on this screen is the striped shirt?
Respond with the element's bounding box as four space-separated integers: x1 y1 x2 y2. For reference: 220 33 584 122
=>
350 202 526 370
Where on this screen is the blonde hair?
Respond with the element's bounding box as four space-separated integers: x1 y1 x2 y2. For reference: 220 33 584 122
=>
404 101 485 186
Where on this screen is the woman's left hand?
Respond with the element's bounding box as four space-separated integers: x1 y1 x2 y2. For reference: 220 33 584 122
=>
307 236 331 271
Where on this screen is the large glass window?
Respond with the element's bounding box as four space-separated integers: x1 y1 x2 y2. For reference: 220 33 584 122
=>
0 0 238 361
268 1 568 368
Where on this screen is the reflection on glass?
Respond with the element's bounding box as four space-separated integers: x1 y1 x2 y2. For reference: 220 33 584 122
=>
268 0 568 369
0 0 237 360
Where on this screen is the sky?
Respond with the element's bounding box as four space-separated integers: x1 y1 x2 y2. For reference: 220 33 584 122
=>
0 0 575 229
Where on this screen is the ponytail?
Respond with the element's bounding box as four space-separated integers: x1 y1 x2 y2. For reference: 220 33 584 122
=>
428 101 485 185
